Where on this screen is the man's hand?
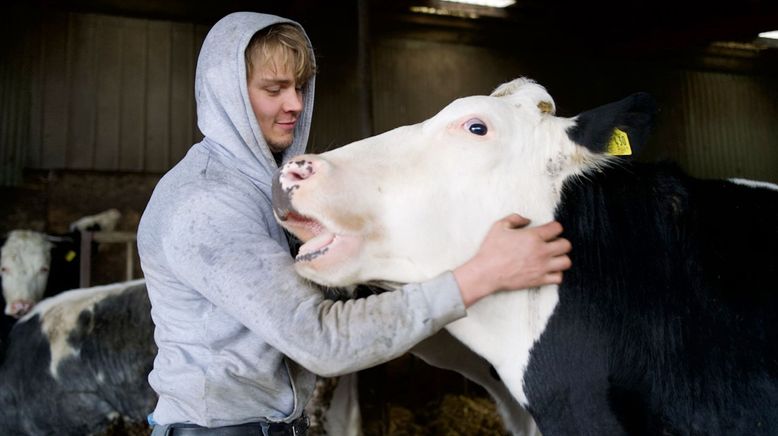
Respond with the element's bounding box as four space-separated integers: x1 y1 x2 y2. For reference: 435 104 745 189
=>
453 214 572 307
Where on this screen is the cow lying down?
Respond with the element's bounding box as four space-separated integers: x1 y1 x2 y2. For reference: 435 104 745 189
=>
0 279 361 436
272 77 778 434
0 279 155 435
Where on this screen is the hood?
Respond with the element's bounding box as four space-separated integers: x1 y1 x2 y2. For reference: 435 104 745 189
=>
195 12 316 183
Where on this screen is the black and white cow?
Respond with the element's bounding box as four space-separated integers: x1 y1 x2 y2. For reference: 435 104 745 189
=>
0 279 155 435
272 77 778 434
0 278 361 436
1 208 121 319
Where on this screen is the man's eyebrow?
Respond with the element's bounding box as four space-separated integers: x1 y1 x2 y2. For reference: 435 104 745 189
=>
259 78 293 86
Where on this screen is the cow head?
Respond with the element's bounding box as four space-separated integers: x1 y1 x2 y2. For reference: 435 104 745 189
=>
1 230 53 317
272 77 655 288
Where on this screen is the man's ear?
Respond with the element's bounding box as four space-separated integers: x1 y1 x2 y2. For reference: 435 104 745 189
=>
566 92 656 157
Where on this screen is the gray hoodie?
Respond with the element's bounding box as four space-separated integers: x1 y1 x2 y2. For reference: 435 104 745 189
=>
138 12 466 427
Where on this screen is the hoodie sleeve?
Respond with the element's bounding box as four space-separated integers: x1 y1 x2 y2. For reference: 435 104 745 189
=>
161 183 466 377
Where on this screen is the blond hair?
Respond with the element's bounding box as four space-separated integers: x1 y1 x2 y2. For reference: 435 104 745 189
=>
245 23 316 85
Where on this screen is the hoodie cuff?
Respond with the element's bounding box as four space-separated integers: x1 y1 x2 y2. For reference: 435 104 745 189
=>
419 271 467 331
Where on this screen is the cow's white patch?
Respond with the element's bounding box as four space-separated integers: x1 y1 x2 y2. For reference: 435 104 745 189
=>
68 208 121 232
729 178 778 191
446 285 559 406
21 279 145 378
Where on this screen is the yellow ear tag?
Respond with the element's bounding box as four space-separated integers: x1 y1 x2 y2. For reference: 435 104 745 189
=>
65 250 77 262
606 128 632 156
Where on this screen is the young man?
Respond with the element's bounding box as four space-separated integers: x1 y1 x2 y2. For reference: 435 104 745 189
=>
139 12 571 436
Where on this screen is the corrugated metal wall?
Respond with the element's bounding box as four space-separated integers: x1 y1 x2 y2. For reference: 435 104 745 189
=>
371 38 525 134
0 5 35 186
26 11 207 173
0 49 30 186
678 70 778 182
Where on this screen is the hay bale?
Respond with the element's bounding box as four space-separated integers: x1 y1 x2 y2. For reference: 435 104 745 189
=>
422 394 508 436
363 394 508 436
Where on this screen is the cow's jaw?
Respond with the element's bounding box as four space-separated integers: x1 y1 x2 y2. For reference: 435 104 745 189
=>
289 219 363 278
272 206 361 282
278 210 337 260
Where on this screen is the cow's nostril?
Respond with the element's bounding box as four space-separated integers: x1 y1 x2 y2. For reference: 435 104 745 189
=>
283 160 316 182
283 170 302 183
8 300 33 318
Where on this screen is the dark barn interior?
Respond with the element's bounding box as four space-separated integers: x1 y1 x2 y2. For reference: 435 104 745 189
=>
1 0 777 434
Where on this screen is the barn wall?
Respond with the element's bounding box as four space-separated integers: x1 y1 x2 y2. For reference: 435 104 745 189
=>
0 4 37 186
371 38 526 134
0 6 366 179
675 69 778 181
26 11 206 172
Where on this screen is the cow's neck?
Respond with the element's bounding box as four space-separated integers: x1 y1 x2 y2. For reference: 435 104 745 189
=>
440 173 569 406
445 283 559 406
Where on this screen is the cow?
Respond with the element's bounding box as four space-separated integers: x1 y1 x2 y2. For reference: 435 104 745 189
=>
271 77 778 435
0 278 362 436
1 208 121 319
0 279 155 435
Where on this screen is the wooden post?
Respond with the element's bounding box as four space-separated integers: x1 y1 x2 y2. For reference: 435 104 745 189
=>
79 230 93 288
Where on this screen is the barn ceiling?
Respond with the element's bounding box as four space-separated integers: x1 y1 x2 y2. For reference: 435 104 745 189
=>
374 0 778 52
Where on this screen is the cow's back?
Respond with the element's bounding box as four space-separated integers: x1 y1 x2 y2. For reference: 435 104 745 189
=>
0 282 156 435
524 162 778 435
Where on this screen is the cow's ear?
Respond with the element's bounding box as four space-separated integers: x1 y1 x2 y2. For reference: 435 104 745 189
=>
566 92 656 157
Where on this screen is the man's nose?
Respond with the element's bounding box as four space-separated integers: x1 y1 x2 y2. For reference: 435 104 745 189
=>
283 89 303 113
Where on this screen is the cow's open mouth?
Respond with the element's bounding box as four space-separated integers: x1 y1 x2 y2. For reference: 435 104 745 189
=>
282 211 338 262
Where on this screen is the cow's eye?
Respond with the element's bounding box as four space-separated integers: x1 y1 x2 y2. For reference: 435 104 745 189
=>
465 118 488 136
0 266 7 274
40 266 49 273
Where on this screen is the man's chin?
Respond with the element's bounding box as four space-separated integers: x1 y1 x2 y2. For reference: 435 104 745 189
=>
267 138 294 153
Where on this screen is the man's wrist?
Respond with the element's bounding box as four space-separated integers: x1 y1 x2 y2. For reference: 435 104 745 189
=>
453 260 490 307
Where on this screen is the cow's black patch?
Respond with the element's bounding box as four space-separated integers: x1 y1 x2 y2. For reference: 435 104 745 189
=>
566 92 656 157
0 283 156 435
523 162 778 435
271 168 298 221
0 293 15 364
46 232 84 297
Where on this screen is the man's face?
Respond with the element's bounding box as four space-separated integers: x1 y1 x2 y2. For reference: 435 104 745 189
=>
247 56 304 153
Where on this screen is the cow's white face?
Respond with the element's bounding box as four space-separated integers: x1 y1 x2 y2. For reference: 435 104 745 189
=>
273 78 611 287
1 230 53 317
